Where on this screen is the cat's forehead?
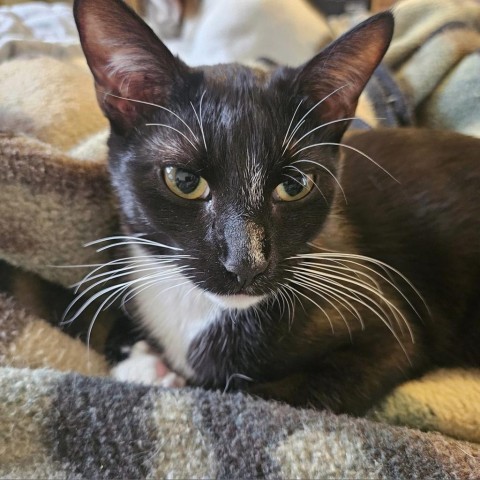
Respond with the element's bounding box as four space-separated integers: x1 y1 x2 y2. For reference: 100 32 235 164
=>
194 62 290 123
200 62 272 88
187 64 292 155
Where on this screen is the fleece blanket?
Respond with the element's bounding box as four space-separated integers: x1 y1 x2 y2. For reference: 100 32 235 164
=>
1 0 480 478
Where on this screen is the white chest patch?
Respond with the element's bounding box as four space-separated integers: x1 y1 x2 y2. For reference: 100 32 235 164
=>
128 244 222 378
127 244 267 379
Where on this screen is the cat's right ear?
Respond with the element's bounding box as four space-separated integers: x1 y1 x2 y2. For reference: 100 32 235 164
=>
74 0 187 133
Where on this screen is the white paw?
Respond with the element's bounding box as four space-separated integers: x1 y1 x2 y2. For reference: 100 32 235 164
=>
111 341 186 388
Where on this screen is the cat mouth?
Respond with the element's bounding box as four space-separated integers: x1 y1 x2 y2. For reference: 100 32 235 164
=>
206 293 267 310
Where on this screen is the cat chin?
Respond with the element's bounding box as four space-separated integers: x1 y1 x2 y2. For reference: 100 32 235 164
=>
206 293 266 310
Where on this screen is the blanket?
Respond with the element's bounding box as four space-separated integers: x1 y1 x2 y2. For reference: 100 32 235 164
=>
1 0 480 478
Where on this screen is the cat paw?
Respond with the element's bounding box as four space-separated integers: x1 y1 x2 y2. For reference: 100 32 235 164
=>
111 340 186 388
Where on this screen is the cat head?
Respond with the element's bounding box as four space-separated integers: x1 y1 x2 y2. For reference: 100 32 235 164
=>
74 0 393 309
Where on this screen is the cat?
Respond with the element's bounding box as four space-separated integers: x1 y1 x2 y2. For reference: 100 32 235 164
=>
72 0 480 415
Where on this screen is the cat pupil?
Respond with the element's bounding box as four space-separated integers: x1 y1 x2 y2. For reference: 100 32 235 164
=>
283 177 306 197
175 169 199 194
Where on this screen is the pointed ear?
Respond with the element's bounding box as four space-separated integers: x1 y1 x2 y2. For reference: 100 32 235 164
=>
74 0 187 132
296 12 394 124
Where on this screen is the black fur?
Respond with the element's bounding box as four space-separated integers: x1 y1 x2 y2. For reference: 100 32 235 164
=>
75 0 480 415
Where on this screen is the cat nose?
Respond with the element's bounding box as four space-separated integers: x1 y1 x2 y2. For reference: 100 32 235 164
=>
223 258 269 289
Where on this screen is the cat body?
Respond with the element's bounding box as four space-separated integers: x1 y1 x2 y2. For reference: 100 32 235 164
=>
74 0 480 414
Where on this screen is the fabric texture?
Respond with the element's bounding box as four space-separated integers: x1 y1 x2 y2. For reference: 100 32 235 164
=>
0 0 480 477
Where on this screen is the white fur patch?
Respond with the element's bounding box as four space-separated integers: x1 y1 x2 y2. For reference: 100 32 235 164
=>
206 293 266 310
129 245 221 378
245 150 265 209
244 220 266 267
126 245 267 380
111 340 186 387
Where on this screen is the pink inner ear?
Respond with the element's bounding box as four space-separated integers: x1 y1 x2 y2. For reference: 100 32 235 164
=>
75 0 185 131
316 83 360 123
297 12 393 123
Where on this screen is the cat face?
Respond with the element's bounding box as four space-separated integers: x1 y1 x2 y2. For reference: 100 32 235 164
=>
74 0 393 305
107 65 341 301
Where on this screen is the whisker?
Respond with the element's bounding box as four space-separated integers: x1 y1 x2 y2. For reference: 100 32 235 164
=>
290 116 359 150
291 159 346 203
277 283 294 328
287 283 335 335
272 286 287 321
299 259 423 323
85 268 191 353
283 84 348 155
101 91 199 143
290 277 353 341
285 165 330 204
291 272 366 329
293 142 399 183
290 266 411 338
223 373 254 393
85 235 182 251
146 123 198 150
111 267 192 310
300 275 365 330
294 252 429 315
282 99 304 147
73 257 185 293
63 268 188 324
144 278 195 308
298 261 384 298
190 90 208 152
74 263 186 302
121 269 192 306
288 268 413 363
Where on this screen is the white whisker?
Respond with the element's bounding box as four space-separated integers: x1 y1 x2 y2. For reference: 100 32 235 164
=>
291 272 366 329
64 266 189 324
287 284 335 335
290 117 359 150
102 91 199 143
121 269 192 306
146 123 198 150
84 268 191 352
190 90 208 152
85 235 182 251
282 99 304 147
290 265 412 339
73 256 185 293
277 283 295 328
288 268 413 363
290 277 353 341
283 84 348 155
293 142 399 183
291 159 346 203
294 252 428 315
285 165 331 204
224 373 254 393
299 259 423 323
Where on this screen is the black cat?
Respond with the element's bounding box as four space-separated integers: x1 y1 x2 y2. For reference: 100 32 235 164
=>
72 0 480 415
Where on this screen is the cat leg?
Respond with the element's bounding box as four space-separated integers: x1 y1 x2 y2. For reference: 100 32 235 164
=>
111 340 186 388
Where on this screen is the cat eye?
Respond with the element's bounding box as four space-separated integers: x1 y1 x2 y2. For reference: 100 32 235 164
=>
274 174 315 202
163 166 210 200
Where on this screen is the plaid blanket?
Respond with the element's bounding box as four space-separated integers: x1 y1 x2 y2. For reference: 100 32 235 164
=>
1 0 480 477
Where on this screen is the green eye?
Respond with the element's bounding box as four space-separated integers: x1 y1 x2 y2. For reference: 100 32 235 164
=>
163 166 210 200
274 174 314 202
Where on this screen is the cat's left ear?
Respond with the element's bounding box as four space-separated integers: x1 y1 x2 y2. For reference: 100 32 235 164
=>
74 0 188 133
296 11 394 123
